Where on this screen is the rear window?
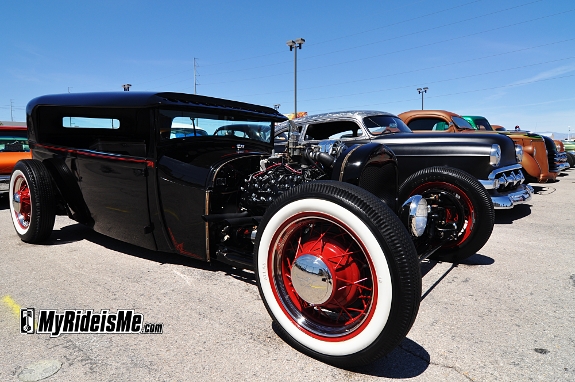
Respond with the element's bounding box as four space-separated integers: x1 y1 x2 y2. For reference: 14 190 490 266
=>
63 117 120 129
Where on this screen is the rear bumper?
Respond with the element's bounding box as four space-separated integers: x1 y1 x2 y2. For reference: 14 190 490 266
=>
490 184 534 209
0 175 9 193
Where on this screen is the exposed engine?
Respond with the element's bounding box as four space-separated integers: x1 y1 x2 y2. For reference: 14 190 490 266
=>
209 134 351 268
240 138 348 215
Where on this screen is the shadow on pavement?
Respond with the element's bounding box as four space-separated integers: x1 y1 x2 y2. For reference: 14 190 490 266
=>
531 185 556 195
354 338 430 378
40 222 256 284
420 254 493 301
495 204 531 224
271 322 429 378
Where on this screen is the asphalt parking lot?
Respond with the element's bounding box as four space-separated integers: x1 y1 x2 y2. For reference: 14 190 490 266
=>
1 171 574 382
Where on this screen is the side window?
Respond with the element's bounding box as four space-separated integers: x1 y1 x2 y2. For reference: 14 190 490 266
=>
407 118 444 131
163 117 207 140
306 121 360 140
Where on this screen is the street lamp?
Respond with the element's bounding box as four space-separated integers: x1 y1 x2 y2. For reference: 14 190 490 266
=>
417 87 428 110
122 84 132 91
569 126 571 140
287 38 305 118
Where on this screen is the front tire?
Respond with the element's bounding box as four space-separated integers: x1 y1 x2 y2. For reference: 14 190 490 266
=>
254 181 421 368
399 166 494 263
9 160 56 243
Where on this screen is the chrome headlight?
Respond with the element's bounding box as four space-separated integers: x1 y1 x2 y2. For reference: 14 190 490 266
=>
489 144 501 167
515 144 523 163
400 195 428 237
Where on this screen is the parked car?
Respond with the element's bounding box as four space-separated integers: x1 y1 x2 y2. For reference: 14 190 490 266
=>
399 110 557 182
274 110 534 263
12 91 435 368
561 140 575 167
397 111 554 183
553 139 571 169
0 125 32 194
462 115 568 178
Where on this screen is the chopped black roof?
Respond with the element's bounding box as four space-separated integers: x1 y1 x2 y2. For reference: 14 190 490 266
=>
27 92 287 122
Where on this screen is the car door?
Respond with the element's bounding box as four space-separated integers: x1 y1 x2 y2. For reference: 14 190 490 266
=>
66 116 156 250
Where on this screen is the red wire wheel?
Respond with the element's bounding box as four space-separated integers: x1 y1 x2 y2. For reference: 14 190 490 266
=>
269 212 377 340
11 174 32 230
255 181 421 368
399 166 494 263
9 160 56 243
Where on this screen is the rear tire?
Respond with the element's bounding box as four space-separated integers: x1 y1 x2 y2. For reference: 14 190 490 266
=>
254 181 421 368
9 160 56 243
399 166 494 263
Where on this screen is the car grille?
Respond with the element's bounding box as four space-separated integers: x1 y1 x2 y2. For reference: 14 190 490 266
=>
494 168 525 191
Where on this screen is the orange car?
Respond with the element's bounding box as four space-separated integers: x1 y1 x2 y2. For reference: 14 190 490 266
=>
0 126 32 193
397 110 555 183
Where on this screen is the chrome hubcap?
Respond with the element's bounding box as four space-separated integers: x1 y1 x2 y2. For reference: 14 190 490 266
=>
290 254 333 305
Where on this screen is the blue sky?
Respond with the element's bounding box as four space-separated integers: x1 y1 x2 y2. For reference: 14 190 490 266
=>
1 0 574 134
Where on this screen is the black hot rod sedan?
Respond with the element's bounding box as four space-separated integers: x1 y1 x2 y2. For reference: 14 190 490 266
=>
11 91 431 367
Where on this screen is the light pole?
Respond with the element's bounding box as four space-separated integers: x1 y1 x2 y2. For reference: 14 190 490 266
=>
287 38 305 118
417 87 428 110
569 126 571 140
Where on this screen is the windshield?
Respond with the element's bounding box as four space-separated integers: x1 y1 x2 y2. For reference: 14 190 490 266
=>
363 116 411 135
452 117 475 130
0 130 30 152
160 110 274 143
472 117 494 131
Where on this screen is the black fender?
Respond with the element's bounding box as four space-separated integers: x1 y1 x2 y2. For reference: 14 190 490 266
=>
332 142 399 212
42 157 93 226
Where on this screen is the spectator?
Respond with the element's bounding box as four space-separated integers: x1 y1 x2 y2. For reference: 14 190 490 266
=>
515 125 520 131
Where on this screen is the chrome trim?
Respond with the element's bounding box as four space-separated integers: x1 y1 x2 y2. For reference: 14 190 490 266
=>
479 164 524 189
400 195 428 237
291 254 334 305
0 175 9 192
338 145 361 181
515 144 523 163
490 184 533 209
489 144 501 167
